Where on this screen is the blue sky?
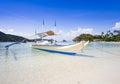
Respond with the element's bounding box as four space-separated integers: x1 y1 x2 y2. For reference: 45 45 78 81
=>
0 0 120 40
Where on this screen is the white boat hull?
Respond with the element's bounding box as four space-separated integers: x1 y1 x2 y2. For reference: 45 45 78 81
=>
32 41 89 55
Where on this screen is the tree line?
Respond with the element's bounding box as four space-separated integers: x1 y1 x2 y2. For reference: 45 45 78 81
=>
73 30 120 42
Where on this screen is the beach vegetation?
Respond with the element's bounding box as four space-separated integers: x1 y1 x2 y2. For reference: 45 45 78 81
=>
73 34 94 42
73 30 120 42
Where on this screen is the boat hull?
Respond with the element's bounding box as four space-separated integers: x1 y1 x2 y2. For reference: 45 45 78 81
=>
35 48 76 55
32 41 89 55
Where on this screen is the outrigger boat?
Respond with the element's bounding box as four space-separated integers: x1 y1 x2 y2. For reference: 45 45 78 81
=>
32 40 89 55
32 21 89 55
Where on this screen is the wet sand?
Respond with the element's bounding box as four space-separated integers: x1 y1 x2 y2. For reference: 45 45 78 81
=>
0 54 120 84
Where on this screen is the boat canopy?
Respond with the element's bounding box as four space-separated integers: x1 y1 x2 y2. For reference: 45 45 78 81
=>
36 30 56 38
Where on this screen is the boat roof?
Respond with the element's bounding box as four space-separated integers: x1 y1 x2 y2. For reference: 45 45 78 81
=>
36 30 56 38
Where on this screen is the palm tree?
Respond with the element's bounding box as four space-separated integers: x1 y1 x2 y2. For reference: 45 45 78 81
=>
113 30 120 41
101 32 104 37
114 30 120 35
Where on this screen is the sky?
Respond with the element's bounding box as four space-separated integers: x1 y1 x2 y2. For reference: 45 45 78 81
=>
0 0 120 41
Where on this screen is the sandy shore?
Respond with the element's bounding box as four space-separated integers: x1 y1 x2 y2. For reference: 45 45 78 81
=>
0 54 120 84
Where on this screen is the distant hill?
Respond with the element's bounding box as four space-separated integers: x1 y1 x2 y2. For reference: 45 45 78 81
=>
0 31 31 42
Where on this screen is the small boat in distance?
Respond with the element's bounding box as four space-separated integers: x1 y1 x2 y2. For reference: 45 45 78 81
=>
32 41 89 55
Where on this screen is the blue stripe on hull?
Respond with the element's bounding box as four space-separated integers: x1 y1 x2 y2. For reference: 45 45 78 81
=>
34 48 76 56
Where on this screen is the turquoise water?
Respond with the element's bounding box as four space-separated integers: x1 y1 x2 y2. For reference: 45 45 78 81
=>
0 42 120 62
0 42 49 62
82 42 120 58
0 42 120 84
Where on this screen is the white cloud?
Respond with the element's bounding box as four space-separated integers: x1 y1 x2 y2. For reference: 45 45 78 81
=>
0 28 34 39
54 27 93 41
0 28 15 34
6 29 15 34
0 27 94 41
0 28 4 32
18 32 34 39
113 22 120 29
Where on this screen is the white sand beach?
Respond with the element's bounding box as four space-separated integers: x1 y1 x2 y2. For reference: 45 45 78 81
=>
0 53 120 84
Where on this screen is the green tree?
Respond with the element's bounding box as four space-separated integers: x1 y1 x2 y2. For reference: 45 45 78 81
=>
73 34 94 42
113 30 120 41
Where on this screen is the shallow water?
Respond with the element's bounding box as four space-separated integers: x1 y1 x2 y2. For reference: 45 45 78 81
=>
82 42 120 58
0 42 120 61
0 42 120 84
